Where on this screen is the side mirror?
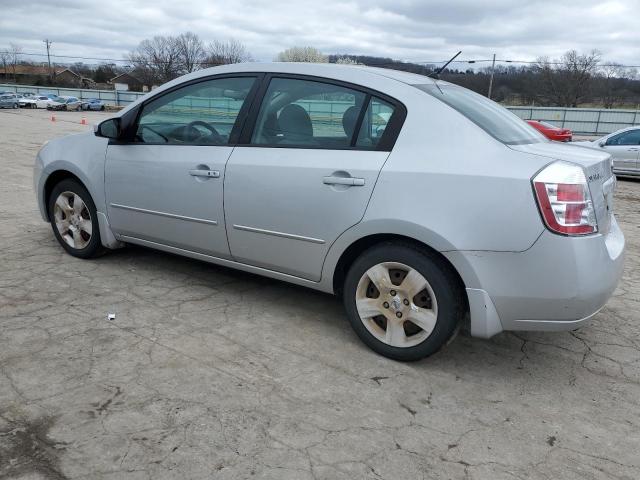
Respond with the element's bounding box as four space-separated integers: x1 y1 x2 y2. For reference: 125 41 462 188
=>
95 118 121 139
598 140 606 147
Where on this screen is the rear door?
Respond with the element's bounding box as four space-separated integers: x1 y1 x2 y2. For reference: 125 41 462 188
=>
603 129 640 173
224 75 405 281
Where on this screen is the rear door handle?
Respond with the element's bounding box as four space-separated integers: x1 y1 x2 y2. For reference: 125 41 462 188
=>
189 169 220 178
323 176 365 186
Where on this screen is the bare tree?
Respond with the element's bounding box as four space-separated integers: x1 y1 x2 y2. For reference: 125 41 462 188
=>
276 47 327 63
204 39 252 66
127 36 182 85
176 32 205 73
0 49 9 80
335 56 362 65
8 43 22 82
535 50 601 107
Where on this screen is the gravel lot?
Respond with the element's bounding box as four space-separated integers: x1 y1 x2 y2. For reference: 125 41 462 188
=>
1 108 639 480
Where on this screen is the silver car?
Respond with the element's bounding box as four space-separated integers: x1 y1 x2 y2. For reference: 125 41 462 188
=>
574 127 640 176
0 93 19 109
33 63 625 360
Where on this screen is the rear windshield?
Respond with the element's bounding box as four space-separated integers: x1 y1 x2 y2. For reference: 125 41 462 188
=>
414 84 545 145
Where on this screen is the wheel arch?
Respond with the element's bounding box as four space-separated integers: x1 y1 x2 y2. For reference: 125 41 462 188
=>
43 170 87 221
330 233 468 304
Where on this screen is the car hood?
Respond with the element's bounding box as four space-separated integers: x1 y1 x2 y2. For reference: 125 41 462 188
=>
571 140 598 147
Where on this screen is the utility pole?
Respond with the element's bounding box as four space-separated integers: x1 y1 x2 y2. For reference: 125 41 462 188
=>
43 39 52 83
487 53 496 99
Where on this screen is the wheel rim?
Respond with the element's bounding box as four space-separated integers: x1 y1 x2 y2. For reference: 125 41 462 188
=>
53 191 92 249
355 262 438 348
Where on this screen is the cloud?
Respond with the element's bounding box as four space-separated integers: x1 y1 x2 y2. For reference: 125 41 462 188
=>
0 0 637 67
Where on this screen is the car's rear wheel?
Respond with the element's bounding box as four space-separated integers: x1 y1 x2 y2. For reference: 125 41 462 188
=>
12 103 18 109
48 179 104 259
343 243 465 361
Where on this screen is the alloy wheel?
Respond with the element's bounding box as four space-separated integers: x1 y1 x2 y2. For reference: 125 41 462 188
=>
355 262 438 348
53 191 93 249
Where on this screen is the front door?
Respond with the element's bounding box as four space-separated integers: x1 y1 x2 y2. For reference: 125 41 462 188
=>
105 75 258 256
224 76 402 281
603 128 640 173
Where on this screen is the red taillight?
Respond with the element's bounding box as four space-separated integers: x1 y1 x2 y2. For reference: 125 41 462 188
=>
533 162 597 236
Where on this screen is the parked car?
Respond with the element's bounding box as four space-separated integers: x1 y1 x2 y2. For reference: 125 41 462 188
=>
573 126 640 176
0 93 19 109
526 120 573 142
17 94 38 108
46 96 82 111
33 63 625 361
81 98 106 111
34 95 57 109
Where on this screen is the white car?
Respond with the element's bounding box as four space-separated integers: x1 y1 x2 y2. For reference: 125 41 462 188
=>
574 127 640 176
34 95 57 109
17 95 38 109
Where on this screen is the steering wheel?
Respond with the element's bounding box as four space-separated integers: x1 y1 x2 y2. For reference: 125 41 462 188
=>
184 121 224 143
137 124 168 142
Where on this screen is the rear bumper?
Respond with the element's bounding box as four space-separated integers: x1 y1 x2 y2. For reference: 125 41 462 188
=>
445 215 625 337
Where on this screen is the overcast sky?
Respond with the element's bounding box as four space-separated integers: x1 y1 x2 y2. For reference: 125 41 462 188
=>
0 0 637 68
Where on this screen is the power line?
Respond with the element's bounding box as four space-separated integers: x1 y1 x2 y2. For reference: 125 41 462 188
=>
2 49 640 69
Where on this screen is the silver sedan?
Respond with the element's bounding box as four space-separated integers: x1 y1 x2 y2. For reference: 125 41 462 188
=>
33 63 625 361
574 127 640 176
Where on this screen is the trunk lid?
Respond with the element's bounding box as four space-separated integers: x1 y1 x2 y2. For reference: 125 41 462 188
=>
510 142 615 234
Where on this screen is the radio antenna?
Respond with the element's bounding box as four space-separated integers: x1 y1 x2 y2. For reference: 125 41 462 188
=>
428 51 462 79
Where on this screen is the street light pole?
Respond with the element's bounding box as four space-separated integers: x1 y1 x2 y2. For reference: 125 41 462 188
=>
487 53 496 99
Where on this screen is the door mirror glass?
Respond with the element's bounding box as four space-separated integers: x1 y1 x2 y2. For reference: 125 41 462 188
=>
95 118 121 139
599 140 606 147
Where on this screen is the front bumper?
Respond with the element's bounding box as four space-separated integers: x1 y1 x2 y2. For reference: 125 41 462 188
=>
446 215 625 336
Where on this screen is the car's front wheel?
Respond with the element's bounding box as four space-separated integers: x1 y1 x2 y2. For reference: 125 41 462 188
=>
343 243 465 361
12 103 18 109
48 179 103 259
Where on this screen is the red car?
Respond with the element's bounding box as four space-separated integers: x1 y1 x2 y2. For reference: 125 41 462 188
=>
526 120 572 142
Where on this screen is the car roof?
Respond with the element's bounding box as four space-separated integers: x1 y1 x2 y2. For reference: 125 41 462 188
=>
120 62 449 116
191 62 443 85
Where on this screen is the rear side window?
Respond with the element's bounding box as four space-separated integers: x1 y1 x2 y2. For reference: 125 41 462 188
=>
355 97 396 148
251 77 367 148
414 84 545 145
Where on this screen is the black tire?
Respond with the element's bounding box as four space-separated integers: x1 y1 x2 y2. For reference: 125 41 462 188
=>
100 105 105 111
47 179 104 259
13 103 18 109
343 242 465 361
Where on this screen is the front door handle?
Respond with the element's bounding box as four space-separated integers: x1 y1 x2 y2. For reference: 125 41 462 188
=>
189 169 220 178
323 176 365 186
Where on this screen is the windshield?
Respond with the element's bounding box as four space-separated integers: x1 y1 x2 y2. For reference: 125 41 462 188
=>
414 84 546 145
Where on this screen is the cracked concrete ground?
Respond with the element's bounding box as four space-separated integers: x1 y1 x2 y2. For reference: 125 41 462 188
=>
1 108 639 480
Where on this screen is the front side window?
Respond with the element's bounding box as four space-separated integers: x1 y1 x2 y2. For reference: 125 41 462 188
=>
251 77 367 148
606 129 640 146
415 83 546 145
135 76 256 145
